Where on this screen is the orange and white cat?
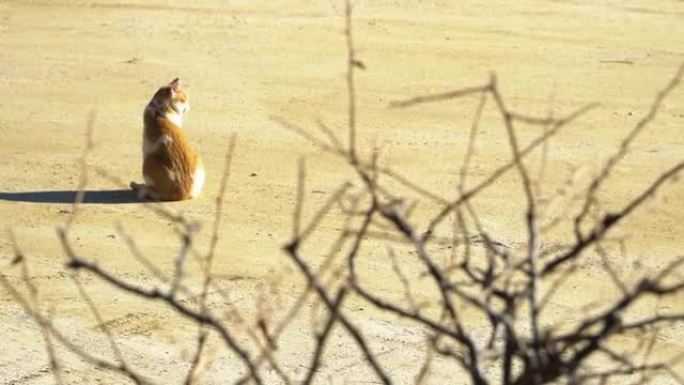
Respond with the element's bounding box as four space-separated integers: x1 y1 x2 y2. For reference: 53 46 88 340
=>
130 78 205 201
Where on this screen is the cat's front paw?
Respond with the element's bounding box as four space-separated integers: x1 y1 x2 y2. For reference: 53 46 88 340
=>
130 182 149 200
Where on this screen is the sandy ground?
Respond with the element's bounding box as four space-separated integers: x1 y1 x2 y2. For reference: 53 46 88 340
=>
1 0 683 384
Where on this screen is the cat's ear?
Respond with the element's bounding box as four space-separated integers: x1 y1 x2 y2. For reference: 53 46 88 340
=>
169 78 180 93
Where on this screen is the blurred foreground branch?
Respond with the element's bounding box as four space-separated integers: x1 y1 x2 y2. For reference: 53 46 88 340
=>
2 1 684 384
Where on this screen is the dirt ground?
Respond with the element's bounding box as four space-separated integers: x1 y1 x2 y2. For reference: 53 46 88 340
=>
1 1 683 384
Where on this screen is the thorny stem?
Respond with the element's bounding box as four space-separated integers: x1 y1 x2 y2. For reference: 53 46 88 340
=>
490 74 543 376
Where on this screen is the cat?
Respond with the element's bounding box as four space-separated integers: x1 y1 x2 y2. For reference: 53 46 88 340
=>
130 78 205 201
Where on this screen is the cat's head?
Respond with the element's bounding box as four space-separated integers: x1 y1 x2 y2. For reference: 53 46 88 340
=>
151 78 190 116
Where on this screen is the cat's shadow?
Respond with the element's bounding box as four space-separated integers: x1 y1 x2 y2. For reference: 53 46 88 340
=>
0 189 140 204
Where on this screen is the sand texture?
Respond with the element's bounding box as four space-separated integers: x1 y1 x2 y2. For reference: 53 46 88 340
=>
1 1 683 384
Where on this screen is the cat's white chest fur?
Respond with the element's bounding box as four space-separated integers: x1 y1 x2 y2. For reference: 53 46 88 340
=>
166 111 183 127
190 164 205 199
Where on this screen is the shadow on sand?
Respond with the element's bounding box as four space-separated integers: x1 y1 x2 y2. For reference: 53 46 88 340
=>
0 189 140 204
